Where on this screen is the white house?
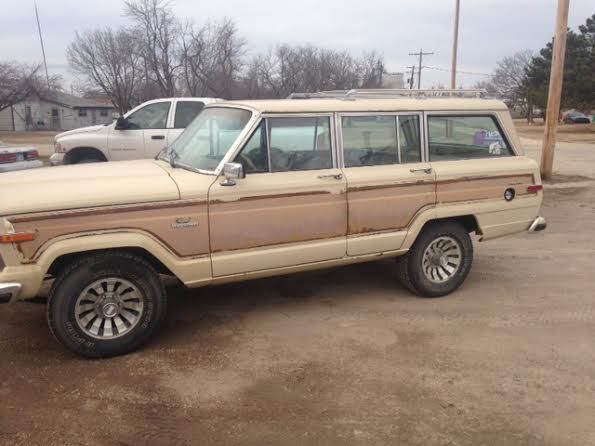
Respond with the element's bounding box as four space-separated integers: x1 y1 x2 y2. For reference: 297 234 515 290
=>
0 91 115 132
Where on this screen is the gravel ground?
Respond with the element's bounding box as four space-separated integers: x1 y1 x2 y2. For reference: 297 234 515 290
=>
1 136 594 446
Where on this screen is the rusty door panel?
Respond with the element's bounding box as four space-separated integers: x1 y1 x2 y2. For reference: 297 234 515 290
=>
343 164 436 255
208 169 348 276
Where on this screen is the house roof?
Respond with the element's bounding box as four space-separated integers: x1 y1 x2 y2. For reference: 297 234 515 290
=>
41 91 114 109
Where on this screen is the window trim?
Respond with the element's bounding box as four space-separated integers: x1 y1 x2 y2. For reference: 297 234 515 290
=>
424 111 517 162
337 111 424 168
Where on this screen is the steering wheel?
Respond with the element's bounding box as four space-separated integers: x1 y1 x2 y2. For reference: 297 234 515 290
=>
238 153 258 172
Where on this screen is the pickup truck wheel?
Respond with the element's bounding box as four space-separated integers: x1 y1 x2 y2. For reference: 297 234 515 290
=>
76 156 104 164
396 222 473 297
47 252 167 358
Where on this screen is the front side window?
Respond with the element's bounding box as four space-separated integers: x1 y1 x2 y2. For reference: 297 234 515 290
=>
169 107 252 171
428 115 513 161
126 102 171 130
342 115 421 167
174 101 204 128
268 117 332 172
234 122 268 173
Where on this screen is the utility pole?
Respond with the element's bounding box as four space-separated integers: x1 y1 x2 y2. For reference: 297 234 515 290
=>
406 65 416 89
34 2 50 89
409 49 433 89
450 0 461 89
540 0 570 179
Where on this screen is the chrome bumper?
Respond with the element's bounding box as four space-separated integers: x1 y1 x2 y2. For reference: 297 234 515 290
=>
49 153 65 166
528 216 547 233
0 283 22 304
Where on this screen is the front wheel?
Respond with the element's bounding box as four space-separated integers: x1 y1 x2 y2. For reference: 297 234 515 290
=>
47 252 167 358
396 221 473 297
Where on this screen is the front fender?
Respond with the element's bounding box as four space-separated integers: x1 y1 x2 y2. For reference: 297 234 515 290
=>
35 230 212 289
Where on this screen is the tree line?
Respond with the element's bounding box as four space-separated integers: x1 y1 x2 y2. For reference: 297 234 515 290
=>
479 13 595 121
67 0 383 114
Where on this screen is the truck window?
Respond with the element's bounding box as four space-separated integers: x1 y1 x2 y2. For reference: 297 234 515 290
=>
428 115 513 161
341 115 421 167
174 101 205 128
267 117 332 172
126 102 171 130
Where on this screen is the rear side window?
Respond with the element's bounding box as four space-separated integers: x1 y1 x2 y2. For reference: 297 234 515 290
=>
174 101 204 128
428 115 512 161
341 115 421 167
268 117 332 172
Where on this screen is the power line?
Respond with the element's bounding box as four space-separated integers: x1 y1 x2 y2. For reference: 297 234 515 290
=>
408 49 434 89
423 66 491 77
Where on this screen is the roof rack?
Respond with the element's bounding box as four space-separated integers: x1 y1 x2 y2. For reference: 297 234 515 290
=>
288 89 487 100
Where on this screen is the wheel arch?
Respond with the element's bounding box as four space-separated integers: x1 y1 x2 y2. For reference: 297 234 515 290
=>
402 207 481 250
64 147 108 164
36 231 209 286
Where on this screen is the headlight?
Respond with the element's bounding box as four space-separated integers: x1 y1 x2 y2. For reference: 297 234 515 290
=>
54 141 66 153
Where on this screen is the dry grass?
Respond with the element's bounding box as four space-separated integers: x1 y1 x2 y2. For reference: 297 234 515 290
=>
0 130 58 146
514 119 595 143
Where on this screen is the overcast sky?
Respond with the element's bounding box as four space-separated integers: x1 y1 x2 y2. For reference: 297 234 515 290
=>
1 0 593 90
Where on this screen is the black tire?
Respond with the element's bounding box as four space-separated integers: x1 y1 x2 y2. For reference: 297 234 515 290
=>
396 221 473 297
48 251 167 358
75 156 104 164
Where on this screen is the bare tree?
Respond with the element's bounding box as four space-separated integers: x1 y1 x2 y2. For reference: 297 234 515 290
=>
0 62 61 112
124 0 180 97
242 45 383 98
68 28 143 114
179 18 246 98
489 50 534 121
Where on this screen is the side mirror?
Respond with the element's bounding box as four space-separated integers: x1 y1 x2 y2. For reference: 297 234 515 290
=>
115 116 129 130
220 162 245 186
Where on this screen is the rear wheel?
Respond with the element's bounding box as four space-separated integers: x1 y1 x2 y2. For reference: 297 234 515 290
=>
396 221 473 297
48 252 167 358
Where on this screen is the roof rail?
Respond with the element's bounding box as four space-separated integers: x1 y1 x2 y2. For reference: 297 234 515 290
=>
288 89 487 100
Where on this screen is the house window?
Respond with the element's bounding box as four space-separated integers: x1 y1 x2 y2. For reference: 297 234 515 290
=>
78 109 87 117
100 109 109 117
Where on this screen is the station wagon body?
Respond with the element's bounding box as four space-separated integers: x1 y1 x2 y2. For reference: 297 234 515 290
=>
0 93 546 357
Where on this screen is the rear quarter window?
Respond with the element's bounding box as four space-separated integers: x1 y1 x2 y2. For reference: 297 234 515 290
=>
428 115 513 161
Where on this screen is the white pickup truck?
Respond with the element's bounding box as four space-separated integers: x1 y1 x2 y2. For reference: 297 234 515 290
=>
50 97 222 165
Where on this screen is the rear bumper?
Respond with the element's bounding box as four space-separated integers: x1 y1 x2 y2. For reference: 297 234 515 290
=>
49 153 65 166
0 283 22 304
528 216 547 233
0 160 43 173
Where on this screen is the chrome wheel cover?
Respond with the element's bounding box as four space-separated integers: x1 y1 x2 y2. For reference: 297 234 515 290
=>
74 278 144 339
422 236 462 284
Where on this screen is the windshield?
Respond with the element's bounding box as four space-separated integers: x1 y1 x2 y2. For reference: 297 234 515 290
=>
166 107 252 172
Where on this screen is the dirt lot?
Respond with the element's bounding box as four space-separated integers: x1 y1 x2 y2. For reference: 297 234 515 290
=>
1 133 595 445
514 119 595 144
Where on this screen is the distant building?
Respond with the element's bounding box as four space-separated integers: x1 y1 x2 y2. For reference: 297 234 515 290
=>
381 72 405 89
0 91 114 132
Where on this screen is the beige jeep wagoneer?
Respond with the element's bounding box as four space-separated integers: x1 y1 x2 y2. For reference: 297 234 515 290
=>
0 90 546 357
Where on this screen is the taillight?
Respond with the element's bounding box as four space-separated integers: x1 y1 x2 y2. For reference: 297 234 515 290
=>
0 153 17 164
25 150 39 160
527 185 543 194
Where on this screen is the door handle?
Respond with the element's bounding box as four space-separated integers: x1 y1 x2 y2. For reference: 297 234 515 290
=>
409 167 433 174
151 135 165 140
317 173 343 180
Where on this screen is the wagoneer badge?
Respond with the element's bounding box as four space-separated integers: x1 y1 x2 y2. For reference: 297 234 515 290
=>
171 217 198 229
